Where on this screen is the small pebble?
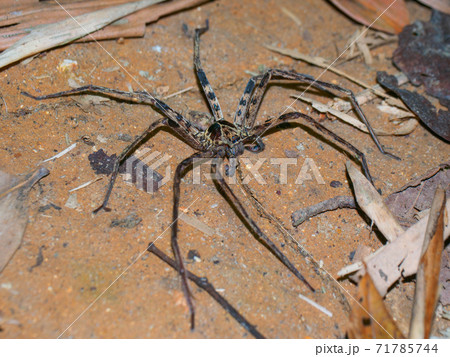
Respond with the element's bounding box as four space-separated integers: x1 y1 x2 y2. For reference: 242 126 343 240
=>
330 180 342 188
296 143 305 152
349 250 356 261
118 133 132 142
1 283 12 290
64 193 80 209
187 250 201 261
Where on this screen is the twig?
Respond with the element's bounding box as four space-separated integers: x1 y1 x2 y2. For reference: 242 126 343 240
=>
280 7 302 27
69 177 103 192
42 143 77 163
291 196 356 227
298 293 332 317
291 95 418 136
337 34 397 65
163 86 193 100
264 45 391 99
147 242 266 339
330 72 409 113
0 167 50 201
0 94 8 113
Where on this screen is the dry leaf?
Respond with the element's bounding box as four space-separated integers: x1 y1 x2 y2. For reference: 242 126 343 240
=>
346 161 404 242
409 187 445 338
384 161 450 226
339 198 450 296
0 0 165 69
330 0 410 34
417 0 450 15
348 271 405 338
339 162 450 297
377 71 450 142
293 95 418 136
0 167 49 272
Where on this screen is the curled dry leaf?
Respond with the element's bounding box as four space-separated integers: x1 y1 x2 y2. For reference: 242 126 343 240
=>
409 187 445 338
348 271 405 338
339 163 450 297
384 161 450 226
329 0 410 34
346 161 404 242
0 167 49 272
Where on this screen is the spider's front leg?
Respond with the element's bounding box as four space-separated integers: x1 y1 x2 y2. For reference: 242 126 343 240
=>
234 69 399 160
22 86 205 212
193 20 224 122
21 85 200 136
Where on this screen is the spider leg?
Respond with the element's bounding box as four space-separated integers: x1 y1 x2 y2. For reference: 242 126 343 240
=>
211 161 315 292
147 242 266 338
93 117 164 213
92 115 205 213
252 111 375 186
236 69 399 160
233 75 263 129
22 85 200 139
194 20 224 121
172 150 216 330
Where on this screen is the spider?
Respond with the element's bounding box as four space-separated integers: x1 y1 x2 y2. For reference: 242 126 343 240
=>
22 21 397 331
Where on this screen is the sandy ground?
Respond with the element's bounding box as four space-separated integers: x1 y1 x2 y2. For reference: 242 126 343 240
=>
0 0 448 338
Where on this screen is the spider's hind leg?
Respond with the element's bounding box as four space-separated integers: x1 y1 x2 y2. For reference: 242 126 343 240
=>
171 151 216 329
211 161 315 292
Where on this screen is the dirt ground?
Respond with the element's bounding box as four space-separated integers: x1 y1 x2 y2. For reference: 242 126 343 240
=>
0 0 448 338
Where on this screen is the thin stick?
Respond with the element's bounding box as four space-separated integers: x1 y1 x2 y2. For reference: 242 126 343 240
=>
298 293 332 317
42 143 77 163
292 196 356 227
147 242 266 339
264 45 394 100
163 86 194 100
69 177 103 192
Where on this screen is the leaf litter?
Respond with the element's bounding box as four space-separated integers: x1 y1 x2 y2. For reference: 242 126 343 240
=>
0 167 49 272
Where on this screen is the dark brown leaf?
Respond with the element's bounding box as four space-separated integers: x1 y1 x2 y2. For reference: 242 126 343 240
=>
348 271 405 338
377 71 450 142
393 11 450 108
409 187 445 338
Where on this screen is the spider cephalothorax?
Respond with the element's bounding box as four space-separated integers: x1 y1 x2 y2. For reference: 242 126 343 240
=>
22 21 397 332
201 119 263 158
